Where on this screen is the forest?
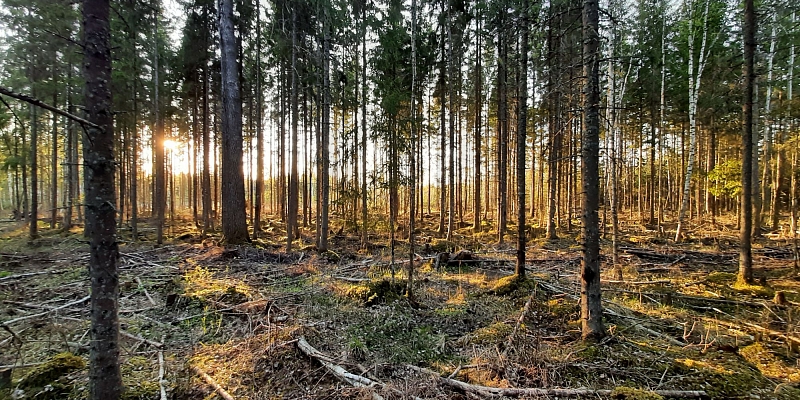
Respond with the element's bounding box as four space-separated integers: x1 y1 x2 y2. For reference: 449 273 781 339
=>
0 0 799 398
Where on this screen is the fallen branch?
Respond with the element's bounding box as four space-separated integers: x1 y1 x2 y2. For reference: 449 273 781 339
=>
296 336 382 389
135 276 157 306
502 287 536 358
602 279 672 285
407 365 707 398
297 336 426 400
191 365 235 400
0 270 66 283
0 295 90 327
120 330 164 349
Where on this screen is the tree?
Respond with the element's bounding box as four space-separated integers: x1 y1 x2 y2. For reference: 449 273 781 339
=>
581 0 604 341
83 0 122 397
515 0 529 277
675 0 716 242
739 0 756 285
218 0 249 244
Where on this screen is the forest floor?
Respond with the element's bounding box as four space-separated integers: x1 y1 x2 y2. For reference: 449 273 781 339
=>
1 215 800 399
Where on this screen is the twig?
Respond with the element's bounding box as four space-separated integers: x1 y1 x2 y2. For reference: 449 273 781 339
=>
191 365 235 400
120 330 164 348
136 276 157 306
406 364 707 398
0 270 67 283
502 285 536 358
0 295 90 327
0 86 100 129
0 362 45 369
602 279 672 285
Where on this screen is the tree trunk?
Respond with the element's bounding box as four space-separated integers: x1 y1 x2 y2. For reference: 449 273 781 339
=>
254 0 263 239
515 0 529 277
675 0 712 242
319 13 331 252
153 5 165 244
30 101 38 240
83 0 122 397
408 0 417 299
202 62 212 236
50 79 58 230
361 10 368 249
581 0 604 341
218 0 249 244
287 6 299 251
496 14 507 245
739 0 756 285
473 8 482 235
64 63 75 231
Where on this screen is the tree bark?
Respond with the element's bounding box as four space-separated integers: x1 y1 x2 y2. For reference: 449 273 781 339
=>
739 0 756 285
218 0 249 244
83 0 122 397
473 7 482 235
153 5 165 244
319 11 331 252
675 0 712 242
29 101 38 240
515 0 529 277
287 6 299 251
581 0 604 341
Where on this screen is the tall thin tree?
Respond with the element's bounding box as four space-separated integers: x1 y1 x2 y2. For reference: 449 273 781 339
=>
581 0 604 341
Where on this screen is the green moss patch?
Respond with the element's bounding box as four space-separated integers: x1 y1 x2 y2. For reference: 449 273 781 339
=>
18 353 85 390
610 386 663 400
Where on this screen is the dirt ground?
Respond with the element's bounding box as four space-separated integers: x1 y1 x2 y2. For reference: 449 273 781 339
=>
1 215 800 399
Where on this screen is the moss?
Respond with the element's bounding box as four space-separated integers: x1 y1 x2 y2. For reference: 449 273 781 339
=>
490 275 534 296
610 387 664 400
739 343 800 382
430 239 456 253
732 281 774 298
121 380 160 400
547 298 579 319
671 356 763 398
470 322 513 344
18 353 85 390
182 266 253 304
705 271 736 284
342 279 406 305
320 250 340 263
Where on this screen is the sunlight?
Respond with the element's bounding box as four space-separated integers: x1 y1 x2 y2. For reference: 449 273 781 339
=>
163 139 179 151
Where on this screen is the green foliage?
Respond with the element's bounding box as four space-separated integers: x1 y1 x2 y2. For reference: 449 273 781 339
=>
346 305 448 364
707 159 742 199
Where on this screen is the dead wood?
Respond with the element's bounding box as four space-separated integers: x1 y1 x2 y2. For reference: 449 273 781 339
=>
120 330 164 348
0 295 90 327
0 270 67 283
406 364 707 398
297 336 384 400
191 365 235 400
135 276 157 306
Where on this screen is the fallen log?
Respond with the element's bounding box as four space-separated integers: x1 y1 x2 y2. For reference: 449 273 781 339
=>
407 365 707 398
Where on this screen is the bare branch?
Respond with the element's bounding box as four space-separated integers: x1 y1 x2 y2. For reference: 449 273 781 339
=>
0 86 100 130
